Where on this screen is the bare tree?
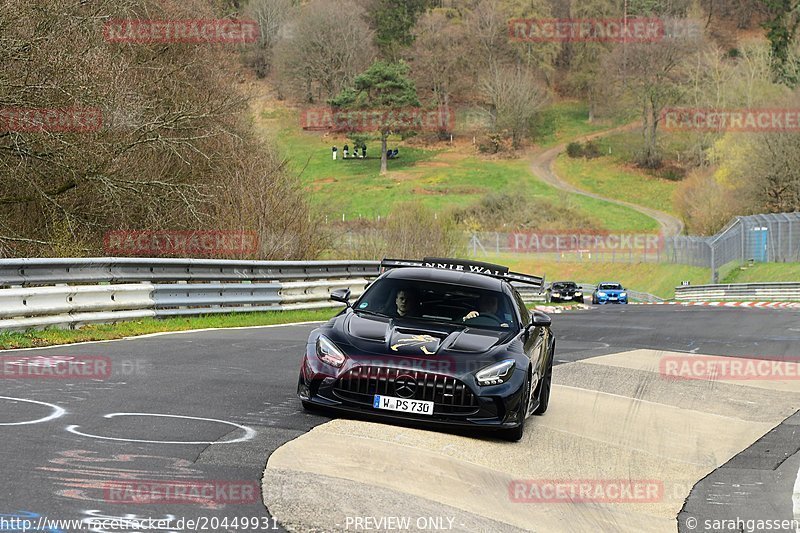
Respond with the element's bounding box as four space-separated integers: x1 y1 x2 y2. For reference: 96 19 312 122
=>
214 140 328 259
674 168 744 235
733 131 800 213
409 11 472 135
602 19 707 167
465 0 516 72
273 0 376 103
560 0 619 121
242 0 297 77
480 65 549 149
677 94 800 234
0 0 320 259
464 0 558 77
680 42 790 165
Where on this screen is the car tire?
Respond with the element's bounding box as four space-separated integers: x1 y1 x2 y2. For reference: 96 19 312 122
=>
500 374 530 442
533 346 554 416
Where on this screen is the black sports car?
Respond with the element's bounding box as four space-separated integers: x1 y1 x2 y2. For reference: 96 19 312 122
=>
546 281 583 303
297 258 555 441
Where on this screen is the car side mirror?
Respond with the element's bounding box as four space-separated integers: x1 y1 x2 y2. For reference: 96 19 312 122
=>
529 311 552 328
330 288 351 306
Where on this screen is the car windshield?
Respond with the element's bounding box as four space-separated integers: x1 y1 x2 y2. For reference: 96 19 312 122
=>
599 283 623 290
553 282 577 289
354 277 518 331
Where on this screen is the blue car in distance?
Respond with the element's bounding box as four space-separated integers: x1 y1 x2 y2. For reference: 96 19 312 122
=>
592 282 628 304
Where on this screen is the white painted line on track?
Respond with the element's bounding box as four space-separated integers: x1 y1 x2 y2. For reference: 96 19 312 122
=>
66 412 256 444
0 320 326 352
0 396 66 426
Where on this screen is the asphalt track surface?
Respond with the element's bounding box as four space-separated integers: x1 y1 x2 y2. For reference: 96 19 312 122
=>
1 305 798 532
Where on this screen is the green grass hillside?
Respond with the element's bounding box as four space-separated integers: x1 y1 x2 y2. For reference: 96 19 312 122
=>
256 101 658 231
723 263 800 283
535 101 631 148
554 154 680 217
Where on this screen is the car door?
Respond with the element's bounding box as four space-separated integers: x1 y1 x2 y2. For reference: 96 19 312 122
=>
511 288 546 375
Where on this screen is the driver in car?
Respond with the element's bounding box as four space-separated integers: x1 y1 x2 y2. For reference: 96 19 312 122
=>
463 295 502 322
394 288 422 318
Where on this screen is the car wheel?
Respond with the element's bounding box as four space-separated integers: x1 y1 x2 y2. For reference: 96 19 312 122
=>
500 373 530 442
533 347 554 416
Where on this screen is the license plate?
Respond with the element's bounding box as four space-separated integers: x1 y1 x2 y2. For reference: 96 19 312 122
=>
373 395 433 415
609 296 617 300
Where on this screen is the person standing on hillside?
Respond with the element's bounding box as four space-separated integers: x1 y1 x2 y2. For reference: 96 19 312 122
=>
332 146 338 160
343 144 349 159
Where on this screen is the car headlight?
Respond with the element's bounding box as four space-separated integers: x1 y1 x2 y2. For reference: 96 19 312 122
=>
476 359 515 386
597 291 607 297
620 292 627 298
575 291 582 296
316 335 346 367
551 292 560 297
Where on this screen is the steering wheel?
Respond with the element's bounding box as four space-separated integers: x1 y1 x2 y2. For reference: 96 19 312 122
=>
464 313 502 327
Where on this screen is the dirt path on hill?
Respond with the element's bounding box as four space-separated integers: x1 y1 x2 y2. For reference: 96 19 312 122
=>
529 123 685 236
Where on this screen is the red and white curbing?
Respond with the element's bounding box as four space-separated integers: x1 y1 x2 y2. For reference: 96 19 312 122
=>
532 304 589 313
634 301 800 309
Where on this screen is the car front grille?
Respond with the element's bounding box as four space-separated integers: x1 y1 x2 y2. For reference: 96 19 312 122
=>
333 365 479 415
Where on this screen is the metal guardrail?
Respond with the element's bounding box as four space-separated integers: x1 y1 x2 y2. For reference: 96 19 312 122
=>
0 257 670 331
675 282 800 301
0 258 380 331
625 289 664 303
152 280 371 317
0 258 554 332
0 258 380 286
511 284 546 304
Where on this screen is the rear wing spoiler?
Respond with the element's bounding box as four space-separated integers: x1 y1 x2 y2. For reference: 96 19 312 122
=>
380 258 545 289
